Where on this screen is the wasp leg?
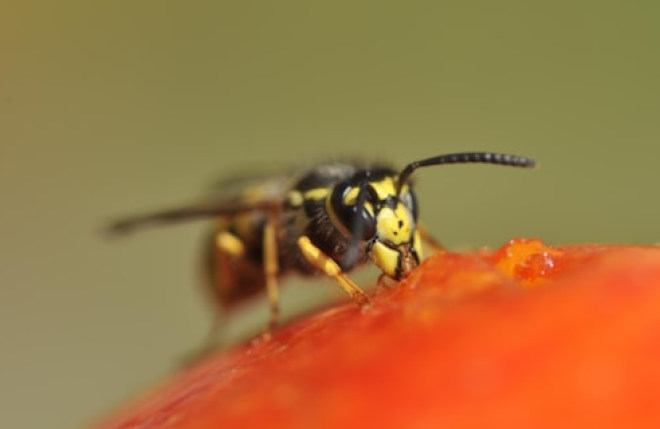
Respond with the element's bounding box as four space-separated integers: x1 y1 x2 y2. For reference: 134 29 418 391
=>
297 236 371 308
417 222 446 252
262 217 281 334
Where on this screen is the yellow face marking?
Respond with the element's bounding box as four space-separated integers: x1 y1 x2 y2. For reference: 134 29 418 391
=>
375 205 414 245
370 230 421 279
370 198 419 279
371 241 401 279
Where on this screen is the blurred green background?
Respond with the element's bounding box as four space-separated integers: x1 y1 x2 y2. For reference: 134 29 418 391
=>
1 1 658 428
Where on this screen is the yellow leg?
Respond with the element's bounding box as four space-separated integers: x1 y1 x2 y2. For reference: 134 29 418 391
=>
263 217 281 332
297 236 371 308
417 222 445 253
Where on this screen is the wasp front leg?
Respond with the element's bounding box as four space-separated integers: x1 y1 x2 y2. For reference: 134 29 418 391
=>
297 236 371 308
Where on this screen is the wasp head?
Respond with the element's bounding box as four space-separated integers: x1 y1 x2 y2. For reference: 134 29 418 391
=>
329 172 422 280
329 152 537 280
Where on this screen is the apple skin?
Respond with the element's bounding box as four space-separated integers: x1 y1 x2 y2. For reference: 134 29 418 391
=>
92 239 660 429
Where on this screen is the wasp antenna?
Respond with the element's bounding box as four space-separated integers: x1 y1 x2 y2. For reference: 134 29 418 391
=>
396 152 537 195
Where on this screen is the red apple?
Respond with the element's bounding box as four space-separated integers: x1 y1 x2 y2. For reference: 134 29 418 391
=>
92 239 660 429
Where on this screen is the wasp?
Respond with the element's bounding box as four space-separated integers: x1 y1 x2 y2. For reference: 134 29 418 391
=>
108 152 536 342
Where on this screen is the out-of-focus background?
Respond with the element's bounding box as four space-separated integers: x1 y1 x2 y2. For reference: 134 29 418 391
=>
1 2 658 428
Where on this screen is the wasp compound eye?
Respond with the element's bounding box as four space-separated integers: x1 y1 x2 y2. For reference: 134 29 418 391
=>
330 183 376 240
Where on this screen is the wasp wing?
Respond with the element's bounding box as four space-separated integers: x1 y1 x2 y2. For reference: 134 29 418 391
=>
106 199 282 236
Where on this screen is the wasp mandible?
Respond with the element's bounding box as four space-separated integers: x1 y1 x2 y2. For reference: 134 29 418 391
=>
108 152 536 338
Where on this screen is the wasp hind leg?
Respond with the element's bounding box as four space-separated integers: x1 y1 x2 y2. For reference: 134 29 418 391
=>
297 236 371 308
261 217 281 338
